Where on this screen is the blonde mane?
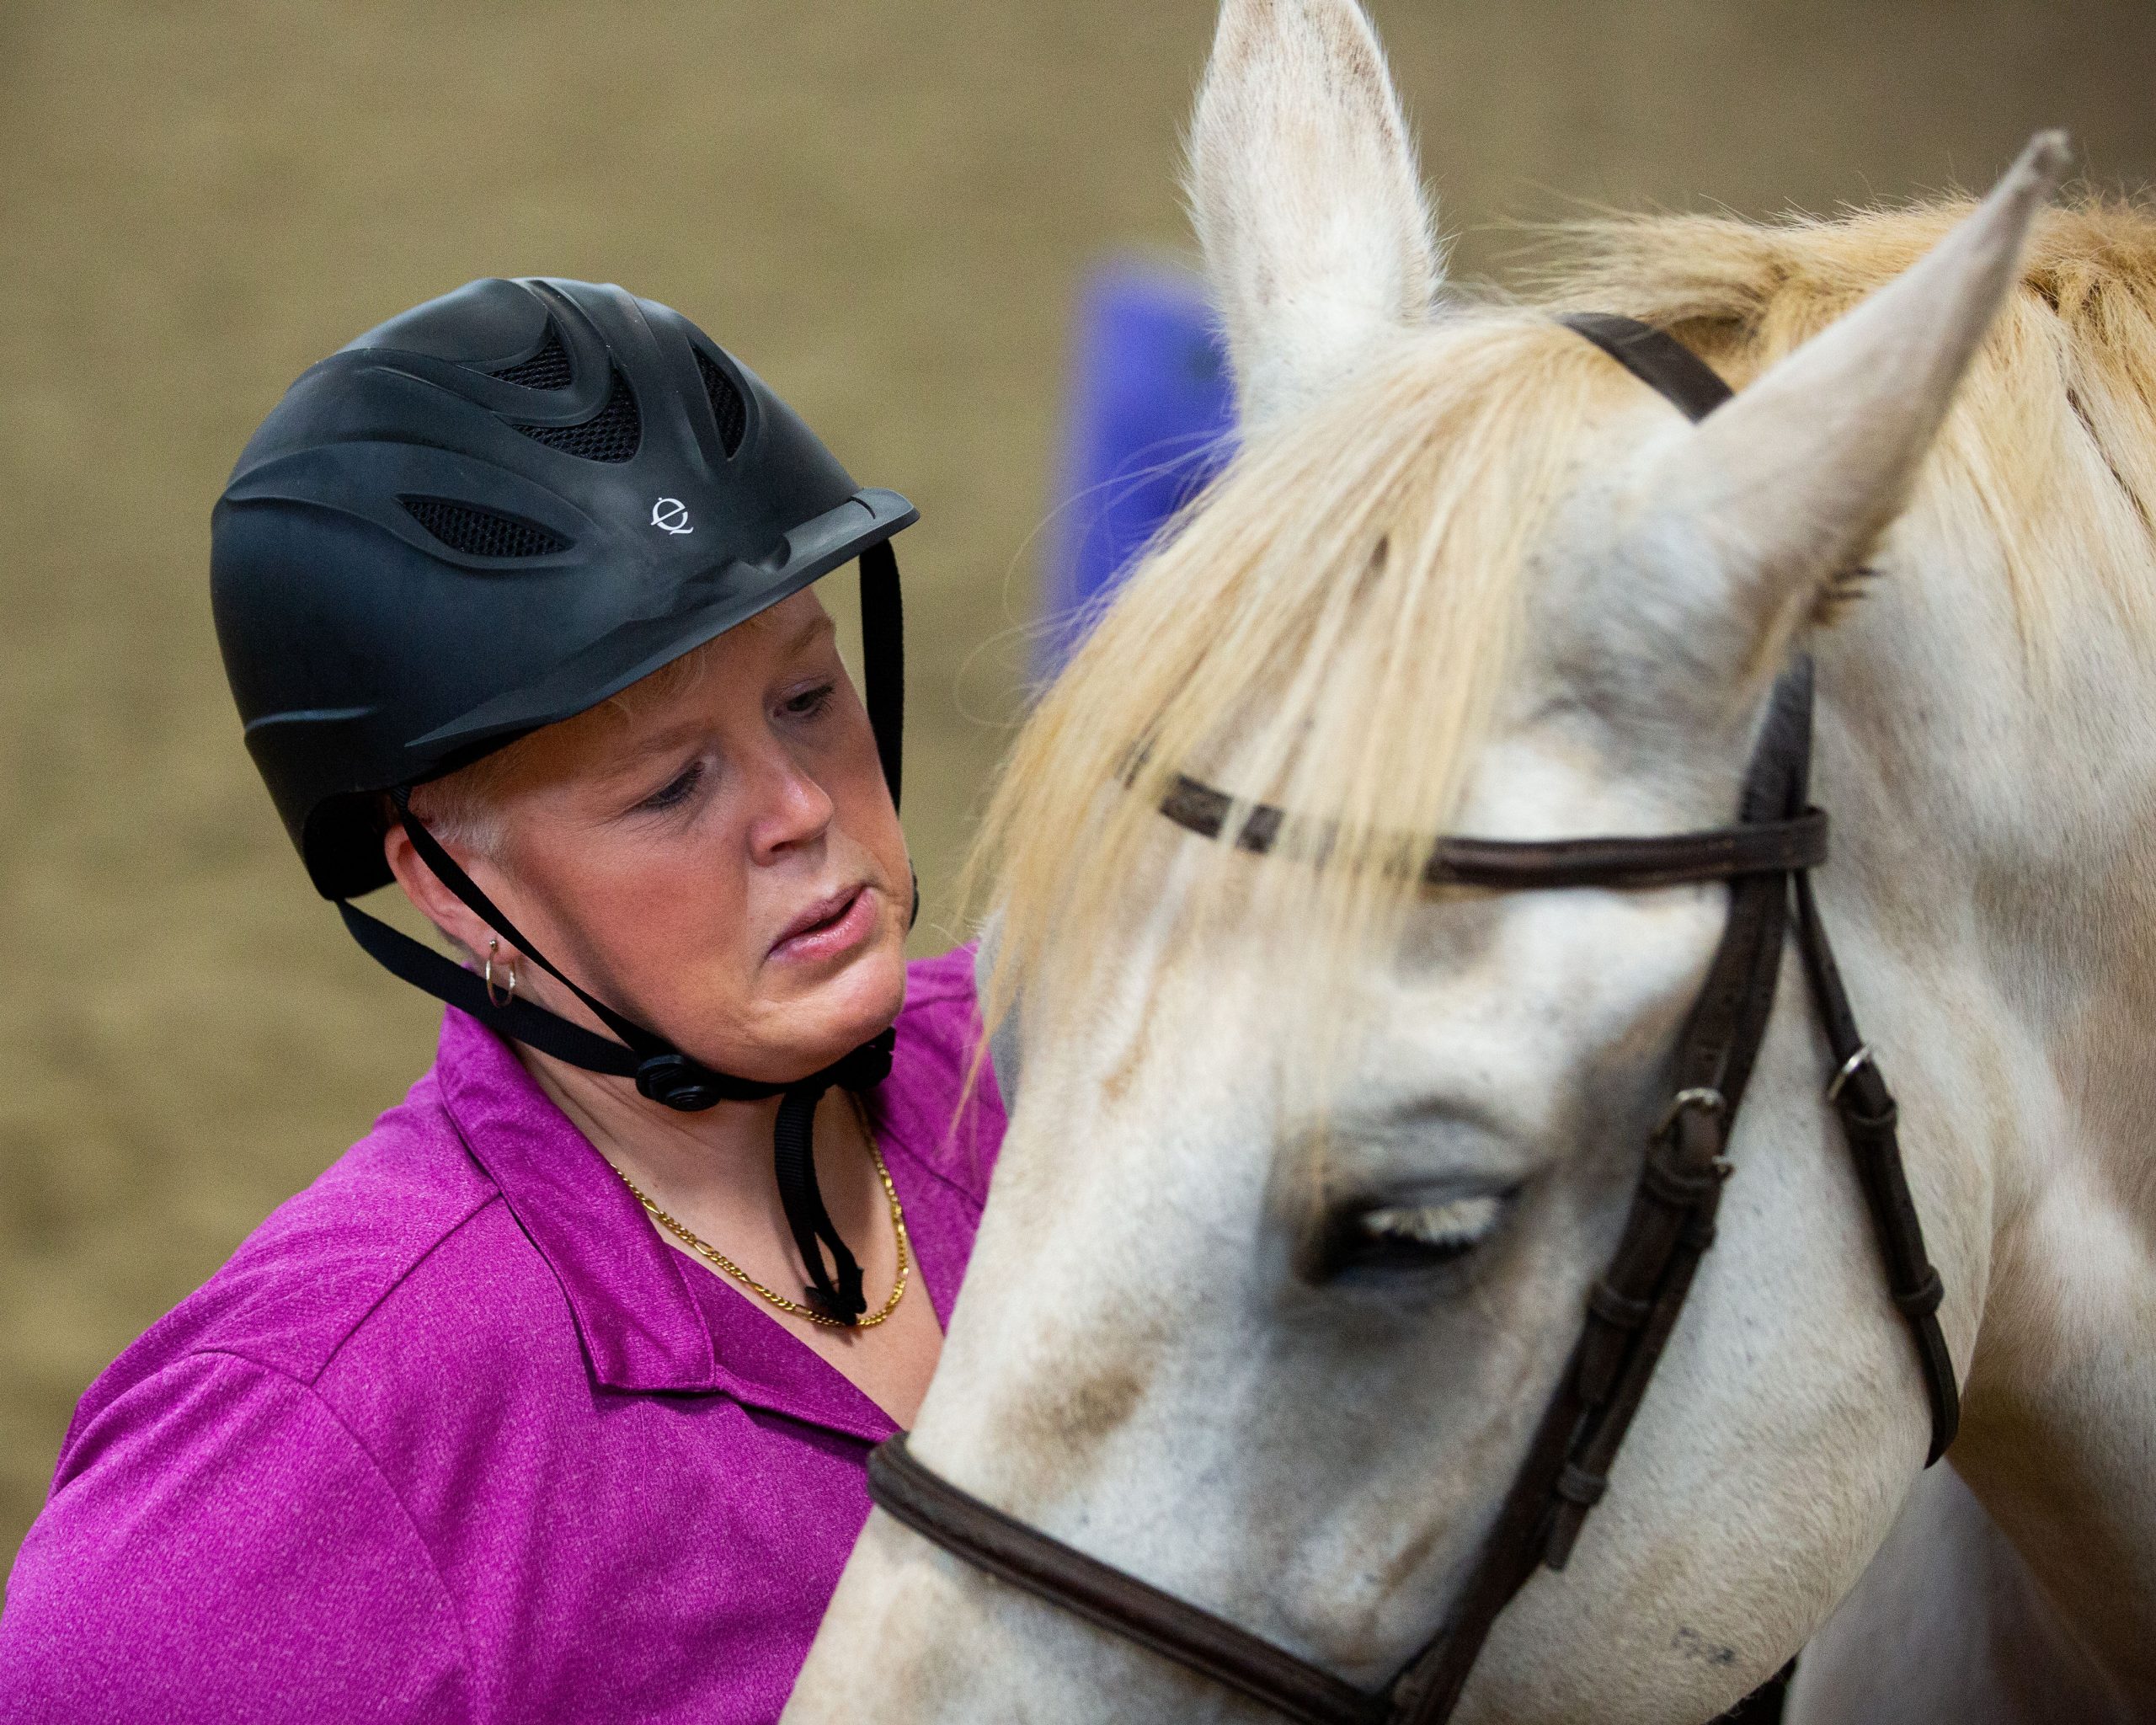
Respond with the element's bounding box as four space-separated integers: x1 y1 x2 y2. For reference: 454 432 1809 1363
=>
971 197 2156 1033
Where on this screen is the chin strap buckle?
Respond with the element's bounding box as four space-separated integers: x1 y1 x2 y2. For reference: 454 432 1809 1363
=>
635 1053 727 1113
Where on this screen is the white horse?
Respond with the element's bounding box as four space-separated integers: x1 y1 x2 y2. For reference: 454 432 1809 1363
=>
788 2 2156 1718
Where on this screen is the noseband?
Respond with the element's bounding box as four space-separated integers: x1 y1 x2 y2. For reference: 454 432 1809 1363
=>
866 317 1960 1725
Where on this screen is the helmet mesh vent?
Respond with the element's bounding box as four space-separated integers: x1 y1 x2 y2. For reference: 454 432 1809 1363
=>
400 495 571 558
488 324 574 391
696 348 748 457
515 370 641 462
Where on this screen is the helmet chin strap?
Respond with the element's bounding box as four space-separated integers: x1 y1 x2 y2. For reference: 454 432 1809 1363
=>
337 542 910 1326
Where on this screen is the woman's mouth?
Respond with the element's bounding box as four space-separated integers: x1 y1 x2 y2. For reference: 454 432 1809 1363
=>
767 884 877 964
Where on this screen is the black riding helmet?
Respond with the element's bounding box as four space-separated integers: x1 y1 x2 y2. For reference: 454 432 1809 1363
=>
212 276 918 1323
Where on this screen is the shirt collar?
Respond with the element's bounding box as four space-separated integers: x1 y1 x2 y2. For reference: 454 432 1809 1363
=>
432 1006 722 1396
426 1007 980 1445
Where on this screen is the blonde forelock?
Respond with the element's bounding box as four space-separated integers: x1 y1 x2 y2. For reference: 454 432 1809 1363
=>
970 315 1617 1046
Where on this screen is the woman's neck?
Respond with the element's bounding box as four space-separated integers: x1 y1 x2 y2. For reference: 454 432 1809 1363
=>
520 1046 803 1216
512 1033 943 1427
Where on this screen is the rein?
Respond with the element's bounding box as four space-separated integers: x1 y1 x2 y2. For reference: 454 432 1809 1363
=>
866 317 1959 1724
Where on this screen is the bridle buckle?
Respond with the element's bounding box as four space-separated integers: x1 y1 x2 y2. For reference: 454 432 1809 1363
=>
1652 1085 1727 1139
1824 1044 1876 1105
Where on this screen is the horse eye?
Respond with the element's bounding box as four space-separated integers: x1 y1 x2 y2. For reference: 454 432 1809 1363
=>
1314 1191 1513 1281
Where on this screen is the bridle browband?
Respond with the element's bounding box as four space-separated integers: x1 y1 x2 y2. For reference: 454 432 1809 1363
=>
865 316 1959 1724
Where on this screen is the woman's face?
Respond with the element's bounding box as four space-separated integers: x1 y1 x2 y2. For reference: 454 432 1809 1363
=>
399 588 911 1086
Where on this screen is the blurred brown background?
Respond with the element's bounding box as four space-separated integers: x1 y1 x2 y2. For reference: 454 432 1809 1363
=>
3 0 2151 1570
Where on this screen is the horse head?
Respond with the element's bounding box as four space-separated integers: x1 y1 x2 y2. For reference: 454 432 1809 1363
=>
787 3 2113 1720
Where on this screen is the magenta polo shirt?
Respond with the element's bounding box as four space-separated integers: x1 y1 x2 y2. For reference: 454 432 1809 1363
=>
0 948 1005 1724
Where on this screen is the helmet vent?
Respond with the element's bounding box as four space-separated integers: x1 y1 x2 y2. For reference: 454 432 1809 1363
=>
696 348 749 457
514 370 641 462
400 495 571 559
488 324 574 391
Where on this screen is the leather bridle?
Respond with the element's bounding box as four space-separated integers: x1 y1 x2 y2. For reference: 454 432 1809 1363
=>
864 317 1960 1725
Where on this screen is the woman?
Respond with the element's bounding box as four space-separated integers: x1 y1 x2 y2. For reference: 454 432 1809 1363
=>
0 278 1006 1722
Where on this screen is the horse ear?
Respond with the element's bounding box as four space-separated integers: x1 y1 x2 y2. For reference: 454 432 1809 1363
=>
1187 0 1442 430
1628 133 2068 693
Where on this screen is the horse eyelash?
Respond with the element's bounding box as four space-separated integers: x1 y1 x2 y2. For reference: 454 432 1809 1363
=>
1356 1194 1507 1250
1812 563 1881 628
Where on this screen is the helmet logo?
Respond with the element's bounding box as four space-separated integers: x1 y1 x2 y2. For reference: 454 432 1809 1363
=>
650 497 694 536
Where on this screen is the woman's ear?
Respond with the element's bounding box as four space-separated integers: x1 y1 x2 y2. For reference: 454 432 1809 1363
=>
1187 0 1443 430
383 820 498 962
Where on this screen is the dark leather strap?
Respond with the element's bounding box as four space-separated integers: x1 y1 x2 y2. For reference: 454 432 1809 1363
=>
1561 313 1957 1457
1159 775 1828 892
774 1078 870 1323
1560 311 1735 419
1392 664 1812 1723
339 897 646 1083
1791 870 1960 1461
869 1436 1385 1725
389 789 712 1082
860 538 905 811
1430 819 1826 890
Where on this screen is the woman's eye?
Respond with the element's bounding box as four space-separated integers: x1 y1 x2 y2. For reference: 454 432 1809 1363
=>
639 761 705 812
1312 1190 1513 1282
781 682 836 719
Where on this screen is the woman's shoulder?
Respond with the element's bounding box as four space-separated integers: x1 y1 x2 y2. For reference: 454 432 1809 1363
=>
59 1071 530 1464
6 1343 475 1722
13 1075 523 1718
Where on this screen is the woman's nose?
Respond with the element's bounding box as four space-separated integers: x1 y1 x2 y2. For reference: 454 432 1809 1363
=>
746 750 835 862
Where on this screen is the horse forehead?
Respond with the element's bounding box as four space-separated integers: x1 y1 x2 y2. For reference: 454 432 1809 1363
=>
1078 718 1728 1142
1518 394 1737 690
1452 724 1685 836
1352 886 1722 1065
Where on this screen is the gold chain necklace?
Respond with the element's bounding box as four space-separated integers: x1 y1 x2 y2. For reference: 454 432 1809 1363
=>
611 1132 912 1330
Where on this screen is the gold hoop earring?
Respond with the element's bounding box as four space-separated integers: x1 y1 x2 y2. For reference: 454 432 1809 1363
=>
484 937 518 1007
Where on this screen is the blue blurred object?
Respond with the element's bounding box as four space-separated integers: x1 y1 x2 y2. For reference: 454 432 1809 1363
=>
1037 260 1235 681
